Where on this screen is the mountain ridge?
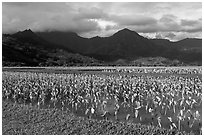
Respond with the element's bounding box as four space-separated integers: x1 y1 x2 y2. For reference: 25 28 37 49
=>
36 28 201 63
2 28 202 66
3 32 101 66
7 28 202 42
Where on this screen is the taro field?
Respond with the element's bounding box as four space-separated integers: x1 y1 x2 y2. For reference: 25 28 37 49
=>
2 67 202 135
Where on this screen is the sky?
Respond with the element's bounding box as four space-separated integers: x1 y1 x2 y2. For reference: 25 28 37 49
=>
2 2 202 41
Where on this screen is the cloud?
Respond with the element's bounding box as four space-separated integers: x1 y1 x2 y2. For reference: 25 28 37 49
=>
74 7 107 20
110 14 157 26
2 2 101 34
158 14 181 32
181 19 200 26
180 18 202 33
152 32 177 40
155 33 163 39
141 31 202 41
2 2 202 41
160 14 178 22
173 32 202 41
164 32 176 39
30 17 101 34
145 14 203 33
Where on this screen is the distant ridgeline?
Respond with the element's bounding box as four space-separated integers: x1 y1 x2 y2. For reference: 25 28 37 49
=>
2 29 202 66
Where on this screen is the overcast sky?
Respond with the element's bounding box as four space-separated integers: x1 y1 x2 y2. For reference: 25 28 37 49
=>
2 2 202 41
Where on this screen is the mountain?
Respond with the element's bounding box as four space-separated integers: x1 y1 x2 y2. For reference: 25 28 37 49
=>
3 28 202 66
173 38 202 51
37 31 90 53
150 39 172 47
151 38 202 51
87 28 167 60
2 30 101 66
37 28 168 61
150 38 202 64
131 57 182 66
12 29 74 52
13 29 43 42
38 28 202 64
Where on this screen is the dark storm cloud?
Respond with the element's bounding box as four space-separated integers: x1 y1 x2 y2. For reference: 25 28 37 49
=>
2 2 202 40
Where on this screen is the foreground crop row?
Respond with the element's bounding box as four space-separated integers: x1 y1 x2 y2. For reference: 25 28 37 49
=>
103 67 202 74
2 71 202 134
3 101 189 135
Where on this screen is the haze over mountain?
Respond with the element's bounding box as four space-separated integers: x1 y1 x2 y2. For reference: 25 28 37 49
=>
2 28 202 66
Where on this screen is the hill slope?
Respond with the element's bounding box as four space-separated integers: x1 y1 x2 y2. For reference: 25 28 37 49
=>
37 28 201 64
3 28 202 66
2 30 100 66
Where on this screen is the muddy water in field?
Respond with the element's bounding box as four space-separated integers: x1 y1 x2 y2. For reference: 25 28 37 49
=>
7 97 200 135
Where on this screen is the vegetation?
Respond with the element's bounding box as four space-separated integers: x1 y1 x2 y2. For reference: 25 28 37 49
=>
2 34 101 67
2 101 188 135
2 67 202 135
2 28 202 67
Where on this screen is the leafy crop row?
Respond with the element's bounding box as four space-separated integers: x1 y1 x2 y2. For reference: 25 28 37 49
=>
2 70 202 134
